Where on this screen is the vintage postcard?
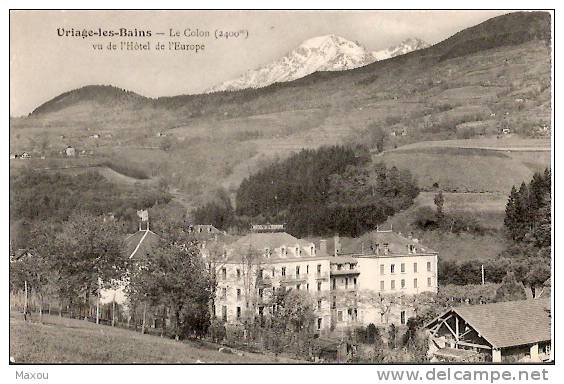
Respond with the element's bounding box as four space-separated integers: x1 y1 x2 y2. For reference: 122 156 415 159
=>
8 8 554 375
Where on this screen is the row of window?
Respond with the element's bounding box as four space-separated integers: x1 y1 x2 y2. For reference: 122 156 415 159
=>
380 261 432 275
331 277 357 290
380 277 433 291
336 308 358 322
220 261 433 280
219 280 326 300
266 246 316 258
220 264 324 280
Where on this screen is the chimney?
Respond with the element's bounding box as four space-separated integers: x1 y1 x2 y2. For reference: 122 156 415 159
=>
319 239 328 256
334 234 341 257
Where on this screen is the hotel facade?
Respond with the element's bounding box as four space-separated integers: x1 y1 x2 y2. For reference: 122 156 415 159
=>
208 229 438 332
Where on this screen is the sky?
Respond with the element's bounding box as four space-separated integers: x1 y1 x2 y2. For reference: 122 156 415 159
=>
10 10 507 116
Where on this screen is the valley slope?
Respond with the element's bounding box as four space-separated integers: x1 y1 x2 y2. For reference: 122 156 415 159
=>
11 11 552 217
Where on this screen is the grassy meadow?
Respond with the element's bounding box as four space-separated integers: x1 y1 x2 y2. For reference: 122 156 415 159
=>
9 312 300 364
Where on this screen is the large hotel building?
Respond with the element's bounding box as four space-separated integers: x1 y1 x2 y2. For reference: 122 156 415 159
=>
207 229 438 332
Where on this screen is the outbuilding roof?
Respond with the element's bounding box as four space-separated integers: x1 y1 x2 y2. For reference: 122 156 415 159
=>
427 298 551 349
124 229 159 259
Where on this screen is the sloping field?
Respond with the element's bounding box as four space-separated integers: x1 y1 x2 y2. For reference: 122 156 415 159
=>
9 313 298 364
388 192 508 229
382 192 509 262
378 139 550 193
389 137 551 151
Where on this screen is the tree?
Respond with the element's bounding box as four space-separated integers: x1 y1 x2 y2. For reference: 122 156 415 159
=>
434 191 445 222
128 225 213 339
360 292 397 324
494 271 527 302
367 123 386 153
504 185 519 239
522 262 551 298
364 323 385 362
278 290 316 334
11 220 62 322
192 189 235 231
387 323 398 349
54 213 127 318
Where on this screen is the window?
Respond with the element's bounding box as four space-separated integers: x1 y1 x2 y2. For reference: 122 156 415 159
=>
337 264 342 271
259 269 264 279
222 287 227 299
236 269 241 279
391 280 396 290
306 283 309 291
345 278 348 289
221 268 227 280
236 306 241 319
317 264 322 274
317 300 322 310
401 279 406 289
337 311 343 322
400 310 406 325
282 267 286 277
236 288 241 300
350 263 355 270
310 246 314 256
317 318 322 330
427 261 431 272
380 281 385 291
317 282 322 291
380 264 385 275
401 263 405 273
296 266 300 276
281 247 286 256
221 305 227 322
413 262 418 273
332 278 336 290
332 296 336 309
413 278 418 289
390 264 395 274
272 267 275 277
428 277 432 287
353 277 357 288
296 284 301 290
306 265 309 274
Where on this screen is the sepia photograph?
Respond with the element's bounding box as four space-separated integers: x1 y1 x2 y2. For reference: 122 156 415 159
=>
7 7 554 372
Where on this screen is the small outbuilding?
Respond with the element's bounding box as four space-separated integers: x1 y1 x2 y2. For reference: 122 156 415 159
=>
65 146 76 157
425 298 551 363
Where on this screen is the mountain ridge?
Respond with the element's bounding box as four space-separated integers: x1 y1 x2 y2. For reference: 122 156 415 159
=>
206 35 429 92
24 11 550 119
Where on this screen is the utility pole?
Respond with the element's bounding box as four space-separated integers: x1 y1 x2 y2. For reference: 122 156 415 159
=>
481 264 485 285
96 288 100 325
141 302 147 334
24 280 28 321
112 300 116 327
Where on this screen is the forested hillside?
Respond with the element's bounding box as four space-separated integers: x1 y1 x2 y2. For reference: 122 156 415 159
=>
194 146 419 237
